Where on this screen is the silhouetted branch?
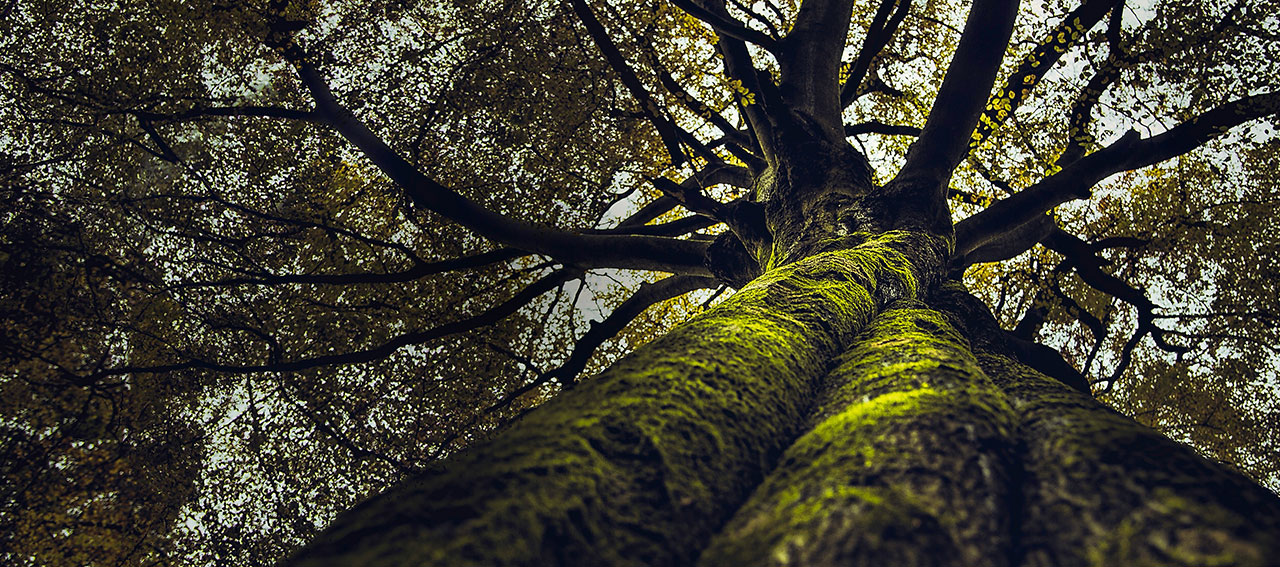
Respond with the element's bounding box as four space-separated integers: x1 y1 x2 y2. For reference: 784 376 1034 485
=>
970 0 1121 150
648 176 731 220
669 0 779 50
1061 2 1246 165
726 0 782 38
73 269 581 384
1042 227 1189 387
287 55 713 275
960 91 1279 260
568 0 690 165
614 164 752 229
955 130 1141 259
840 0 912 108
1090 236 1148 251
656 68 756 153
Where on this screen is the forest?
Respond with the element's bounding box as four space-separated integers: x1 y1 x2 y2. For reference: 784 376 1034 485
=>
1 0 1278 565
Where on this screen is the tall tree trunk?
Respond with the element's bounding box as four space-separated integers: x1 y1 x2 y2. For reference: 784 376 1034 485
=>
287 230 1280 566
282 4 1279 561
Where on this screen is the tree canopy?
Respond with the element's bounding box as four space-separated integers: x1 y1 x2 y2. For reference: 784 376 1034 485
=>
1 0 1277 565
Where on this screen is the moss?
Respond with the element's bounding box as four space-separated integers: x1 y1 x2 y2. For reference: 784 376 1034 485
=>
288 235 936 567
978 353 1280 567
698 308 1018 567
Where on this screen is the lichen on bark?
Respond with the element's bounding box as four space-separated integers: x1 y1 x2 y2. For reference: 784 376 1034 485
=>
698 306 1018 567
978 353 1280 567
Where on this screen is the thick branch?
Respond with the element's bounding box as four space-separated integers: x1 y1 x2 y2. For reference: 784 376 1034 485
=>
291 58 711 275
891 0 1019 196
776 0 857 133
955 129 1139 259
958 92 1278 259
955 213 1054 269
1117 92 1279 170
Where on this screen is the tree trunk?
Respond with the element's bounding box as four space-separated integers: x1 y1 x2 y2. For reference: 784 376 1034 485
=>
287 232 1280 566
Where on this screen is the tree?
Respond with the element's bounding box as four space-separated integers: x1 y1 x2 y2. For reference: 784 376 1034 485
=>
2 0 1279 564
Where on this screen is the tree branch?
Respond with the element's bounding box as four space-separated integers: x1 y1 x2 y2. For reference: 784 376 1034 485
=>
589 214 719 237
647 176 730 220
894 0 1019 183
73 269 581 384
613 163 751 230
289 56 712 275
955 129 1140 259
839 0 912 109
696 1 777 166
885 0 1019 231
1043 227 1188 354
567 0 690 165
655 67 756 152
775 0 857 132
958 92 1279 260
668 0 779 50
970 0 1121 150
1061 1 1244 165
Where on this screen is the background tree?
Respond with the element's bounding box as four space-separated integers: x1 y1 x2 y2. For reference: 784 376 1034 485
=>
1 0 1278 565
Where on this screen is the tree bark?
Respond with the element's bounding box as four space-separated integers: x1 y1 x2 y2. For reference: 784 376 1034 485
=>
287 231 1280 566
287 234 942 566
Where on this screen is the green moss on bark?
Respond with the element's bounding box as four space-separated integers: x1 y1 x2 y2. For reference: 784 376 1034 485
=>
979 353 1280 567
288 236 927 567
698 307 1018 567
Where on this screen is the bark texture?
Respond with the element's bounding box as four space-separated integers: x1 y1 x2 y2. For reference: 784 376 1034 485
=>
698 306 1018 566
288 241 1280 566
288 235 935 566
981 354 1280 567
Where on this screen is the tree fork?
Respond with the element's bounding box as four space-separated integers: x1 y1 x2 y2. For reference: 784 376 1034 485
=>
699 306 1019 566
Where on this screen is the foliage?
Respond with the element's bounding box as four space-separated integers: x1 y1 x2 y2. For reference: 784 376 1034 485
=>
1 0 1277 564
